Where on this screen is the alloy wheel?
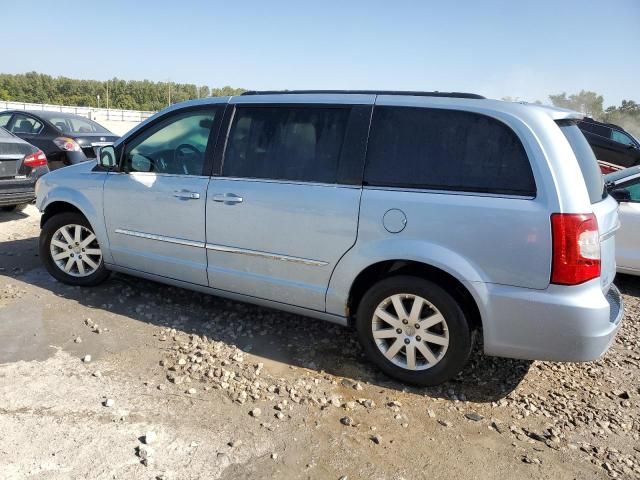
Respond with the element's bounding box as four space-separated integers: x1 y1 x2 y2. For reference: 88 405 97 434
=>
49 224 102 277
371 293 449 370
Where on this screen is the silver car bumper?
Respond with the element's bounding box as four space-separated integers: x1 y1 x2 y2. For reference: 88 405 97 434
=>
479 279 624 362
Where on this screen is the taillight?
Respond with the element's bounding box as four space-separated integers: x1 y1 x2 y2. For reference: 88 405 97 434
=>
53 137 81 152
23 150 48 168
550 213 600 285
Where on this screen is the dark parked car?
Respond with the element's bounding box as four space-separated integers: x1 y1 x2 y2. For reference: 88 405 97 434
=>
0 127 49 211
0 110 119 170
578 117 640 168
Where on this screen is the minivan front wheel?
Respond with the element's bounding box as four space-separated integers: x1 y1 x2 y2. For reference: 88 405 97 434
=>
40 212 110 286
356 276 473 386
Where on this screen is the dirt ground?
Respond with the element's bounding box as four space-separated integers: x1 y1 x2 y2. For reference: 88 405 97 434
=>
0 205 638 480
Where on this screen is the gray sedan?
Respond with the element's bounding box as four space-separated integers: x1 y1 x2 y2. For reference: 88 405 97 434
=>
0 127 49 211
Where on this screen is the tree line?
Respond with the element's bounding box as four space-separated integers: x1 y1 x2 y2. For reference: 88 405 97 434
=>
547 90 639 138
505 90 639 138
0 72 245 111
1 72 638 137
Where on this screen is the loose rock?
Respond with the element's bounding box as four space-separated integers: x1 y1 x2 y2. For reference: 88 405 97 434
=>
340 416 354 426
465 412 483 422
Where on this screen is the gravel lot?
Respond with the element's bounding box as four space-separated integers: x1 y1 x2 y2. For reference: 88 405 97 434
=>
0 205 639 479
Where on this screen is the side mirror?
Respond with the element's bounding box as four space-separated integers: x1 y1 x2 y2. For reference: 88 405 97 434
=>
98 145 117 169
610 188 631 202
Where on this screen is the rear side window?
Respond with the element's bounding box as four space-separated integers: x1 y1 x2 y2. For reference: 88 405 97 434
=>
223 106 349 183
48 116 110 135
364 107 536 196
558 122 605 204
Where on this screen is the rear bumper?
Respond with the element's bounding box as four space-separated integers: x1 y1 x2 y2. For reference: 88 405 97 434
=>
0 191 35 207
478 279 624 362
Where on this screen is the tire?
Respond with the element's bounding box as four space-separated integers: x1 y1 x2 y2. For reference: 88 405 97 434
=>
40 212 110 286
355 275 474 386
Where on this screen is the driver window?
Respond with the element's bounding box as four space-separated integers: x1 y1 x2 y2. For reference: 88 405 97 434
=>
123 110 218 175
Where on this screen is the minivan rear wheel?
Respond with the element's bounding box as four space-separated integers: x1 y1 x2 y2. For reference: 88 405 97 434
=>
356 276 473 386
40 212 110 286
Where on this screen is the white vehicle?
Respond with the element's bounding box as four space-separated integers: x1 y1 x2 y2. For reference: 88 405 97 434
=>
606 166 640 275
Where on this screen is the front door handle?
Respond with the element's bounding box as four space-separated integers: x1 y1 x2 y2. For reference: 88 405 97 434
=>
173 190 201 200
212 193 243 204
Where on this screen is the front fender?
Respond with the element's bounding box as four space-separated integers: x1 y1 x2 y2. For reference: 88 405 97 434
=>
39 183 113 264
325 238 486 317
41 186 98 225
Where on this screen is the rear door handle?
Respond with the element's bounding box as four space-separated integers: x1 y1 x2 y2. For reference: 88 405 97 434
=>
212 193 243 204
173 190 201 200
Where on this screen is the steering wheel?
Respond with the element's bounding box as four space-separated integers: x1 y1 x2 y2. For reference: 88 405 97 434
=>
174 144 203 175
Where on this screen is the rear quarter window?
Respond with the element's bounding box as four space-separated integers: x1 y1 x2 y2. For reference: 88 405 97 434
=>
558 122 605 204
579 121 610 138
364 107 536 196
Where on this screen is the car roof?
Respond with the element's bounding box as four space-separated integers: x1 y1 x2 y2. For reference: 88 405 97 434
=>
15 110 90 120
117 92 584 146
171 93 582 118
581 116 627 132
0 125 32 145
242 90 486 99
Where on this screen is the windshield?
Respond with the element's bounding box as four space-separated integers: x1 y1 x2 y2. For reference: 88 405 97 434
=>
48 116 111 135
558 122 606 203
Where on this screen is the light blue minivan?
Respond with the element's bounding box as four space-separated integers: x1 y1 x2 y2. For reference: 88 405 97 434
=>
36 91 623 385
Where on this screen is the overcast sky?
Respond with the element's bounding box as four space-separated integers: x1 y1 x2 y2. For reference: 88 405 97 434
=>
1 0 638 106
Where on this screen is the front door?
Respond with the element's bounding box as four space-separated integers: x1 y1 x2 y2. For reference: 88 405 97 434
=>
104 106 224 285
205 100 371 311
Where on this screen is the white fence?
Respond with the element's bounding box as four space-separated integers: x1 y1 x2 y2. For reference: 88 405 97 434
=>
0 101 155 122
0 101 156 136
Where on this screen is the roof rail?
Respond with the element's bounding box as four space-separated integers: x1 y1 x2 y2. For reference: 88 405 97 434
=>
240 90 485 99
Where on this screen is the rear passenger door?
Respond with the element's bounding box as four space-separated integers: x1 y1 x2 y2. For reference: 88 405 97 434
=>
206 96 372 311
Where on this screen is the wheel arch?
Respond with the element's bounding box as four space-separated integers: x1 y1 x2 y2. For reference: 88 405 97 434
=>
39 189 113 264
346 259 483 334
40 201 86 228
